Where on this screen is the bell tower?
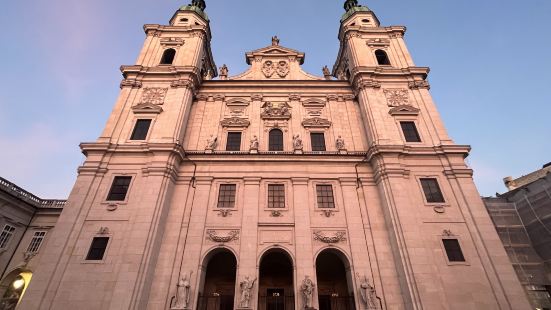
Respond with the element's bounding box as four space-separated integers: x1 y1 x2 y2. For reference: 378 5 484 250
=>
19 2 216 310
334 1 531 309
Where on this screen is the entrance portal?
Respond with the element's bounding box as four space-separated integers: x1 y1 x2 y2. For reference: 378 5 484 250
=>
197 249 237 310
258 249 295 310
316 250 355 310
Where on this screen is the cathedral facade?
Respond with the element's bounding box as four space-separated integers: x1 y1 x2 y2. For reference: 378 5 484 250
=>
19 1 531 309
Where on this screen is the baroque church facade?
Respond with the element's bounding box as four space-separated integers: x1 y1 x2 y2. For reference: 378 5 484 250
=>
18 1 531 309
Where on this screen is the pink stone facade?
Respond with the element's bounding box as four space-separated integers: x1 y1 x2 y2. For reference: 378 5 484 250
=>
19 3 531 310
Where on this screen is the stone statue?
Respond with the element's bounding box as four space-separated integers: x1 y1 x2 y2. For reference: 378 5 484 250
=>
219 64 228 80
206 135 218 150
272 35 280 46
300 276 315 308
322 65 331 80
293 134 303 150
192 0 206 11
336 135 346 150
356 273 378 310
173 271 192 309
250 135 259 150
239 276 257 308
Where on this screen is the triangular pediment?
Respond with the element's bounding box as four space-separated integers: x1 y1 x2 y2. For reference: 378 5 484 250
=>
246 45 305 65
388 105 420 116
132 103 163 114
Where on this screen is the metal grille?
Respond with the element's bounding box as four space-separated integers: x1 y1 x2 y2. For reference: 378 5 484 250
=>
420 178 445 203
226 132 242 151
86 237 109 260
27 231 47 253
400 121 421 142
442 239 465 262
268 184 285 208
310 133 326 151
0 225 15 249
107 176 132 201
130 119 152 140
217 184 236 208
316 185 335 208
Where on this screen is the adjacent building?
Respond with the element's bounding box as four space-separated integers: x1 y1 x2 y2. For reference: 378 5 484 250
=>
0 177 65 309
16 1 531 309
483 164 551 309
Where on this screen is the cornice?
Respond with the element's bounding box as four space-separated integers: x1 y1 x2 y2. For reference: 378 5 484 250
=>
143 23 212 41
120 65 201 91
339 25 407 41
365 144 471 162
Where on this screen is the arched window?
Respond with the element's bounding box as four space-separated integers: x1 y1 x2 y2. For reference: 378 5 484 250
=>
269 129 283 151
160 48 176 65
375 49 390 66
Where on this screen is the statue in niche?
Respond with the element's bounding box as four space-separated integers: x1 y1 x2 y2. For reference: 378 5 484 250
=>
205 135 218 150
292 134 303 150
173 271 192 309
219 64 228 80
239 276 257 308
300 276 315 309
356 273 378 309
272 35 280 46
250 135 259 150
336 136 346 150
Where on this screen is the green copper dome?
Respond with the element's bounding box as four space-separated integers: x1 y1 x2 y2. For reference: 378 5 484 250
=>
179 0 208 21
341 5 370 22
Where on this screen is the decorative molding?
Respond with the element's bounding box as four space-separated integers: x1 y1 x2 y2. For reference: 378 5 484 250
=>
261 102 291 120
321 209 334 217
160 37 185 47
367 38 390 49
302 117 332 128
132 103 163 114
355 79 381 91
313 230 347 243
388 105 419 116
442 229 454 237
270 210 283 217
213 94 225 101
302 99 326 117
289 94 301 101
195 94 209 101
206 230 239 243
409 80 430 90
140 87 168 105
383 88 409 107
98 227 110 235
120 79 142 89
220 117 251 128
171 79 194 89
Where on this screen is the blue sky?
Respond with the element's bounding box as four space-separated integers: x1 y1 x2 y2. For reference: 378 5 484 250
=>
0 0 550 198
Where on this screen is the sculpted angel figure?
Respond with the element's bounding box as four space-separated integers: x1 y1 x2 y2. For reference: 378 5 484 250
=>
206 135 218 150
300 276 315 308
356 273 378 309
173 271 192 309
293 134 303 150
239 276 257 308
250 135 259 150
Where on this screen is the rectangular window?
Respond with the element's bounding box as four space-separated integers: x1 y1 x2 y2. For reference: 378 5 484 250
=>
106 176 132 201
0 225 16 249
226 132 242 151
217 184 236 208
420 178 445 203
310 133 326 151
130 119 152 140
27 231 47 253
443 239 465 262
86 237 109 261
316 185 335 208
400 121 421 142
268 184 285 208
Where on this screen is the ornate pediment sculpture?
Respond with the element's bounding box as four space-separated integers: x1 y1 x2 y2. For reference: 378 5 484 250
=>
132 103 163 114
302 117 332 128
261 102 291 120
141 87 168 105
383 88 409 107
220 117 250 128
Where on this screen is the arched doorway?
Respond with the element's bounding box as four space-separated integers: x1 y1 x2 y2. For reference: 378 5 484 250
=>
197 249 237 310
315 249 355 310
258 248 295 310
0 269 33 309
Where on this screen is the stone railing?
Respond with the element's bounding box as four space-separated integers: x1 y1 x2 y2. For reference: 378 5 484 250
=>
0 177 66 209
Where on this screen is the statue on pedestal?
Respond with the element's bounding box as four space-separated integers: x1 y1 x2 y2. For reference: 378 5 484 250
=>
300 276 315 309
293 134 303 151
239 276 257 308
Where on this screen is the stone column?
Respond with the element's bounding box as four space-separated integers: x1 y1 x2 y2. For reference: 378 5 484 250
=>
236 177 261 309
291 177 317 310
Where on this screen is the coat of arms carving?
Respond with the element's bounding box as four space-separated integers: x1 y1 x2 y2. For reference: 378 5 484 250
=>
383 89 409 107
141 87 168 105
261 102 291 120
262 60 290 78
